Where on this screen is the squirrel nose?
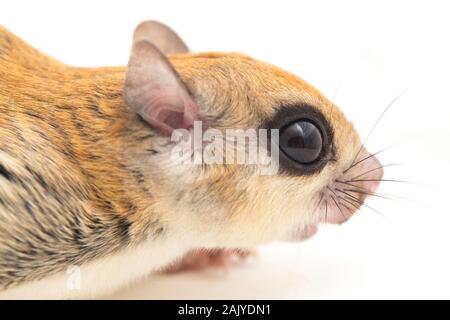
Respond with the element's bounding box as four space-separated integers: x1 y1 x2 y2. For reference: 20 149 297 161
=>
366 176 381 194
361 154 383 196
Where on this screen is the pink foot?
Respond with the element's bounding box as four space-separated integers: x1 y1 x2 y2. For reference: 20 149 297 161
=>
162 249 257 273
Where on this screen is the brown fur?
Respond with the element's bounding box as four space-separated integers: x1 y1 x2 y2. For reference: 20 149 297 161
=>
0 27 158 287
0 24 377 293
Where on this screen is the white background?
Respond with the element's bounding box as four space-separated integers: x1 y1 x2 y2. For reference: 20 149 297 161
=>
1 0 449 299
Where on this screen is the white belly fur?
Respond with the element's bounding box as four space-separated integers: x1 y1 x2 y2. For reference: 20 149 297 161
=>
0 236 190 299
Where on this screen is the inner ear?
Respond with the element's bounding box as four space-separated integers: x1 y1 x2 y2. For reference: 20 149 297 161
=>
124 40 199 135
133 20 189 55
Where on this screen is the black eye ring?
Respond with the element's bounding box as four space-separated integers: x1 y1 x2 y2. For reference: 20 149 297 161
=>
279 119 324 165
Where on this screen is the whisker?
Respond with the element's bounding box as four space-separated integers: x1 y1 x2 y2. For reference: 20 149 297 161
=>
327 186 340 200
344 139 404 174
312 193 324 216
328 81 342 119
375 193 425 205
338 188 394 202
338 190 397 217
330 194 347 221
346 178 417 185
328 187 347 220
338 193 385 218
349 91 406 168
336 189 395 201
336 180 364 189
336 180 421 205
349 163 402 180
337 196 383 221
339 201 355 213
337 189 363 202
343 188 425 207
338 196 360 211
345 147 386 174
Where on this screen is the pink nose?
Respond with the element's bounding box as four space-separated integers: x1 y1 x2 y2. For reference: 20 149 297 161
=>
360 154 383 196
366 179 381 194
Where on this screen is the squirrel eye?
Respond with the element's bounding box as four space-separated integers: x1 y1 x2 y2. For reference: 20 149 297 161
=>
279 120 323 164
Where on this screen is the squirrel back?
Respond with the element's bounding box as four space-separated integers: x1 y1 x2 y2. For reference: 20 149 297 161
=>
0 26 160 289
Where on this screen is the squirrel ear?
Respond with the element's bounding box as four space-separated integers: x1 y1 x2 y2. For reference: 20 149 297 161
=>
124 40 199 135
133 20 189 55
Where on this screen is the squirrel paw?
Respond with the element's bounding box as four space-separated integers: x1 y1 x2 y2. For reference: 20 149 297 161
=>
162 249 257 273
